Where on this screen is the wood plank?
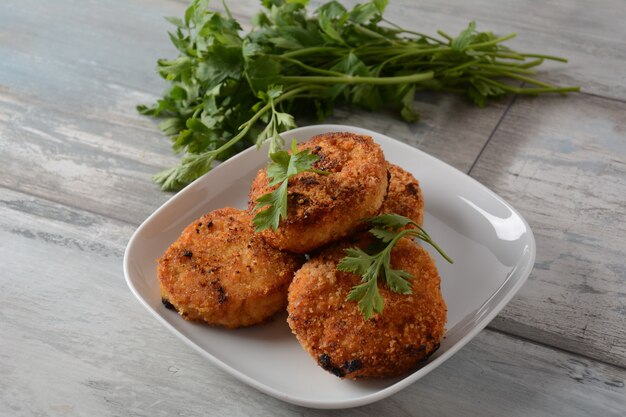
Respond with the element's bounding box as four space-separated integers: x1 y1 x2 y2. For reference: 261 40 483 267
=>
470 93 626 367
0 0 188 224
1 188 624 416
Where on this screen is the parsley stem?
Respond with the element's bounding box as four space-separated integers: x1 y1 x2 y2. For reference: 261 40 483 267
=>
411 227 454 264
489 52 525 60
473 63 537 75
281 46 345 58
220 0 233 20
520 53 568 63
352 24 394 43
381 18 446 44
274 55 346 77
465 32 517 50
437 30 453 41
203 85 320 159
475 76 580 94
282 72 434 85
378 47 453 66
508 58 543 68
496 71 560 89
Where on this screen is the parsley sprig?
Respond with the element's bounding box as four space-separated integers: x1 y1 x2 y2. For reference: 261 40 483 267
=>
140 0 579 190
252 140 328 231
337 214 453 319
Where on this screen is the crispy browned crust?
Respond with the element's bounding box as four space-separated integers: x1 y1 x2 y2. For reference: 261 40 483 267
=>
287 236 446 378
248 132 388 253
157 207 303 328
380 163 424 225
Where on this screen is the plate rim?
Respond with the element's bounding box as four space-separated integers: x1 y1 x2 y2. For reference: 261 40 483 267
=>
124 123 536 409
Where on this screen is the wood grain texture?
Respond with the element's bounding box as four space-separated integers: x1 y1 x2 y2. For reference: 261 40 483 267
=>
1 188 624 416
470 93 626 367
2 0 626 414
0 0 184 225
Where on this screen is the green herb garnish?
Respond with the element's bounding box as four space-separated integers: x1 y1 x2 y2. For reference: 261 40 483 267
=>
252 139 327 231
337 213 453 319
139 0 580 190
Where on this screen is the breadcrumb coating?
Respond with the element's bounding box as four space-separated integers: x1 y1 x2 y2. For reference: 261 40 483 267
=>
380 163 424 225
158 207 303 328
287 236 446 378
248 132 388 253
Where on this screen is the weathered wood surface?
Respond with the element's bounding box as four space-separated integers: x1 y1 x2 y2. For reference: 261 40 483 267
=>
1 187 624 416
470 93 626 367
1 0 626 414
0 0 183 225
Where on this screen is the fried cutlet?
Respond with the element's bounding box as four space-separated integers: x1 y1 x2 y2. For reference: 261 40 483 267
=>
248 132 388 253
287 236 446 378
380 163 424 225
158 207 303 328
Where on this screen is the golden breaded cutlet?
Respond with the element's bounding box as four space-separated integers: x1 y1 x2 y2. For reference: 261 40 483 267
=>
248 132 388 253
380 163 424 225
287 236 446 378
158 207 303 328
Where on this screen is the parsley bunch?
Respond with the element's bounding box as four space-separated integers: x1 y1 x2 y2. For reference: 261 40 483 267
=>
139 0 579 190
337 214 453 319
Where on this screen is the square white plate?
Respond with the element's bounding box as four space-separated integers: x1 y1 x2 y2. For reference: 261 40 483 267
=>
124 124 535 409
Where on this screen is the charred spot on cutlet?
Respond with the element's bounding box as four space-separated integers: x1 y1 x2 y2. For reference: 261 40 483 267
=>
419 343 441 363
343 359 362 373
183 250 193 258
298 176 320 187
289 192 311 206
314 156 340 172
162 298 178 312
406 182 419 196
380 168 391 201
217 286 227 304
318 354 345 377
404 344 427 355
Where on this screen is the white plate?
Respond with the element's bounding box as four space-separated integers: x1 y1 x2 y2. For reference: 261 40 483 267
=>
124 124 535 409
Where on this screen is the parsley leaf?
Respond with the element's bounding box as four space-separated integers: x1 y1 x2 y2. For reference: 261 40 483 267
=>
251 181 288 231
252 140 328 231
337 213 453 319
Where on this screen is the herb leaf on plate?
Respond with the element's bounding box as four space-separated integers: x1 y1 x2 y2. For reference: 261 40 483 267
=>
252 140 328 231
337 213 453 319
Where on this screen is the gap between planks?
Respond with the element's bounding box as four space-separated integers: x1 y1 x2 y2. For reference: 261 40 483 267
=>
467 94 519 175
487 327 626 371
0 183 144 227
578 90 626 105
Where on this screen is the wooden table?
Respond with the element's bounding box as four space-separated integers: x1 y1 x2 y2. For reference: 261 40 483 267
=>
1 0 624 415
